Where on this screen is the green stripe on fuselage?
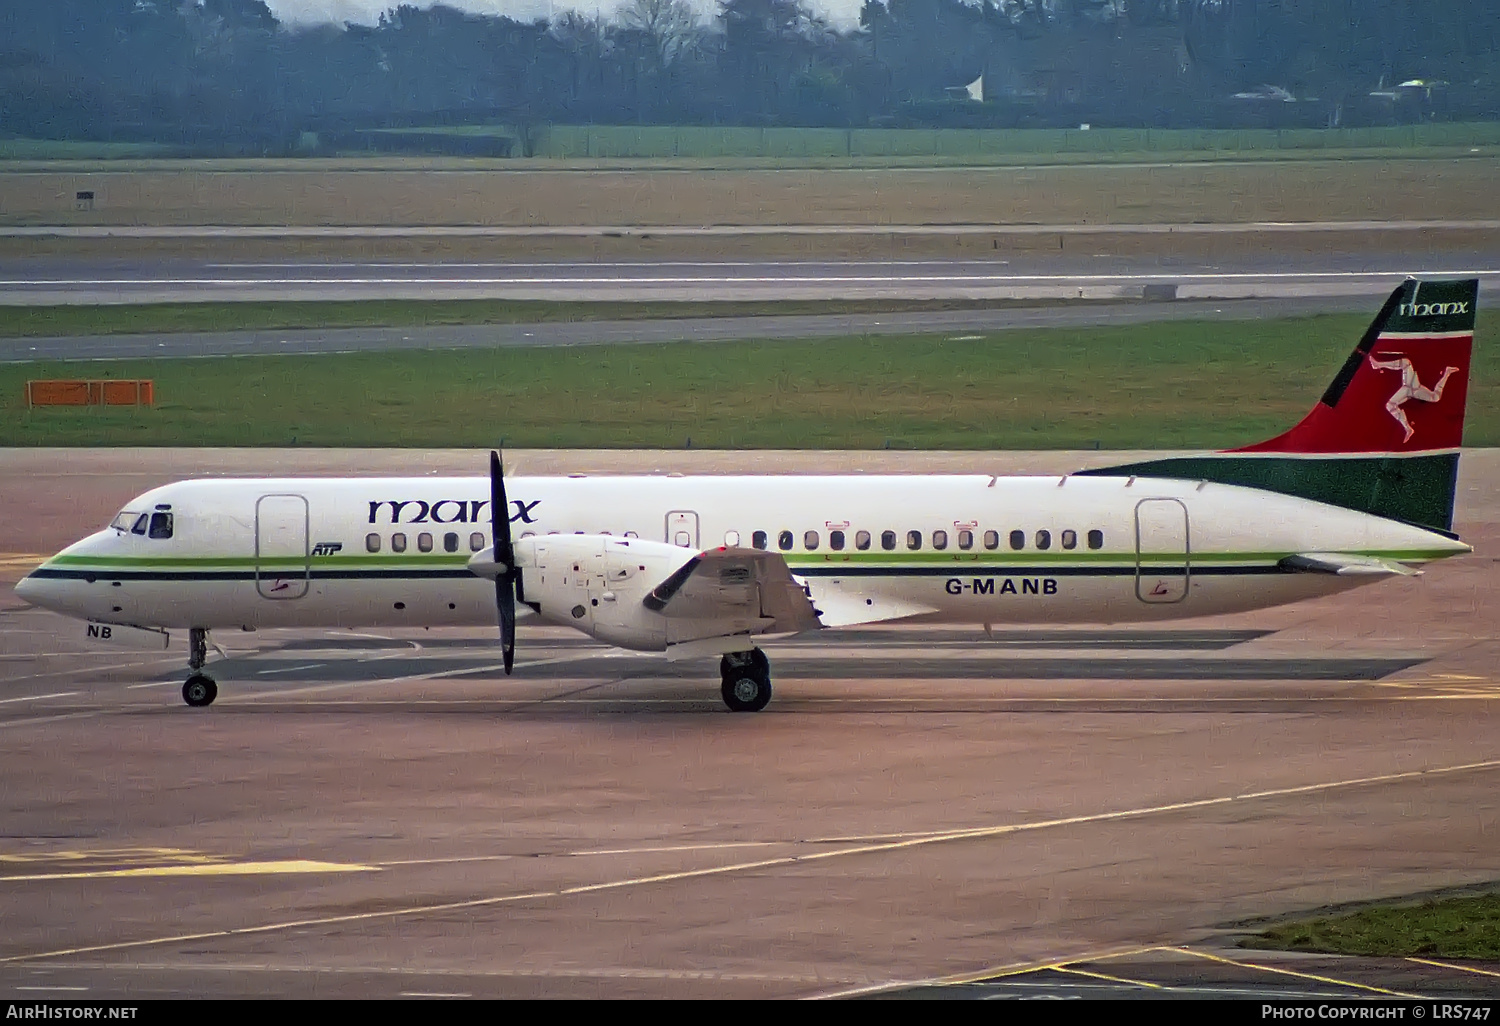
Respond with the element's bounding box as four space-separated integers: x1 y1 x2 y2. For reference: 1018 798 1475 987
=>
43 547 1460 573
1078 453 1461 533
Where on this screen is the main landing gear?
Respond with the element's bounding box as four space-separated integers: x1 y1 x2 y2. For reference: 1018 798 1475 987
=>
720 649 771 713
182 627 217 708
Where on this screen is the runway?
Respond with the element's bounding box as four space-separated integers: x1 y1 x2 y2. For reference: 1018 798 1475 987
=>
0 296 1411 363
1 449 1496 998
4 254 1500 305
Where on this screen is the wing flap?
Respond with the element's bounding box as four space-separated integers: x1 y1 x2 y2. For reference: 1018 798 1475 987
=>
804 579 938 627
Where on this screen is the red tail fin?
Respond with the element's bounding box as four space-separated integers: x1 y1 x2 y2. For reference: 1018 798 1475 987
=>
1230 278 1476 455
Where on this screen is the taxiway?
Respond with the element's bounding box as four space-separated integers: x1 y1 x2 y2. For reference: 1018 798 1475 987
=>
0 449 1496 998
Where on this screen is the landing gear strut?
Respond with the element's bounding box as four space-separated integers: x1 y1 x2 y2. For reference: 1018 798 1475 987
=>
182 627 217 708
720 649 771 712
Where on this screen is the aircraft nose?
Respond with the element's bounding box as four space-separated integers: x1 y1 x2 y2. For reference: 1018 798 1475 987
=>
13 572 42 607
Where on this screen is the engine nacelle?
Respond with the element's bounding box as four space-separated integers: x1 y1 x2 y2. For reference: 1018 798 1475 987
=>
513 534 695 651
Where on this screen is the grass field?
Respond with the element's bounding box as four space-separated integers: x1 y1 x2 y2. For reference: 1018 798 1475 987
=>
5 158 1498 229
8 122 1500 165
1242 893 1500 960
0 298 1060 339
4 313 1495 448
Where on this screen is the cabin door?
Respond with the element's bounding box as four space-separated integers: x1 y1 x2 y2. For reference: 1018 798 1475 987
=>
256 494 310 599
1134 498 1190 603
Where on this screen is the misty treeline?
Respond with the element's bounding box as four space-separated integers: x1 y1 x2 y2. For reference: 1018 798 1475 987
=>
2 1 1497 150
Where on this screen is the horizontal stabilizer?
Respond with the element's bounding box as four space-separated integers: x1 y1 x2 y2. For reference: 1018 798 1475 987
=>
1278 552 1421 577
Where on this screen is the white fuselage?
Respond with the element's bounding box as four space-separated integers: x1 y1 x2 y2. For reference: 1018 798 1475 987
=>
18 473 1468 645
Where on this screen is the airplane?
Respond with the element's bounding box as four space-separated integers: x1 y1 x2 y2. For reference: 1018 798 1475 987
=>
14 277 1478 713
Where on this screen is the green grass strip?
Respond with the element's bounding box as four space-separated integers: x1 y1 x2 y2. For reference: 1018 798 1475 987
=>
1242 894 1500 960
0 299 1059 340
4 312 1495 448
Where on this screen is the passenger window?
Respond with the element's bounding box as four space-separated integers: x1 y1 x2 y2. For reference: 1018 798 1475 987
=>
932 530 948 550
1035 530 1052 550
881 530 897 551
958 529 973 550
804 530 819 550
1088 529 1104 550
829 530 845 551
417 532 434 553
752 530 768 549
444 532 459 553
131 514 148 535
778 530 794 551
906 530 922 550
148 512 173 539
1009 530 1025 550
392 533 407 553
624 531 638 539
469 532 485 552
983 530 999 550
724 530 741 547
855 530 871 551
1061 529 1077 550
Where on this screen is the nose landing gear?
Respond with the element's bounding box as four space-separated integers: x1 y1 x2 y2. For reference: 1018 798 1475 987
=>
720 648 772 712
182 628 217 707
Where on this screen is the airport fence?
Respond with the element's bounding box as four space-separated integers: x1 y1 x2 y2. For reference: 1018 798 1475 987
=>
399 122 1500 160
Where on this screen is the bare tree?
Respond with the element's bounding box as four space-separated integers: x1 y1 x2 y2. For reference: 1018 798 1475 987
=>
617 0 702 73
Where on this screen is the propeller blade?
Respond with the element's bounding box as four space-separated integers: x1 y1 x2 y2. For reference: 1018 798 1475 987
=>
497 578 515 675
491 450 517 676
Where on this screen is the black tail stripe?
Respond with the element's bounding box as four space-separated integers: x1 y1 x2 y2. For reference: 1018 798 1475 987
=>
1318 280 1407 408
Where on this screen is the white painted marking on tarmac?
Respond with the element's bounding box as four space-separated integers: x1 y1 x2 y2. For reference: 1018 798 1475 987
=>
566 841 781 857
7 218 1500 239
0 712 103 730
7 757 1497 968
256 663 324 675
41 960 847 984
806 757 1500 845
374 840 781 868
6 269 1500 288
0 656 180 686
400 992 470 998
0 692 78 705
15 986 87 992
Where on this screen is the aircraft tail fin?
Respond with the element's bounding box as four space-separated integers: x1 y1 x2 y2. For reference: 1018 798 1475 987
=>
1079 278 1478 533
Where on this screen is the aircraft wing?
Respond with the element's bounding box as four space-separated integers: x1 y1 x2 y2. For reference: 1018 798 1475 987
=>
642 547 936 635
643 547 823 635
1278 552 1421 577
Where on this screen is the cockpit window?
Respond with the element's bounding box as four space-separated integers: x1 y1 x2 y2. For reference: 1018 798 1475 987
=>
148 512 173 539
131 514 148 535
111 511 141 532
